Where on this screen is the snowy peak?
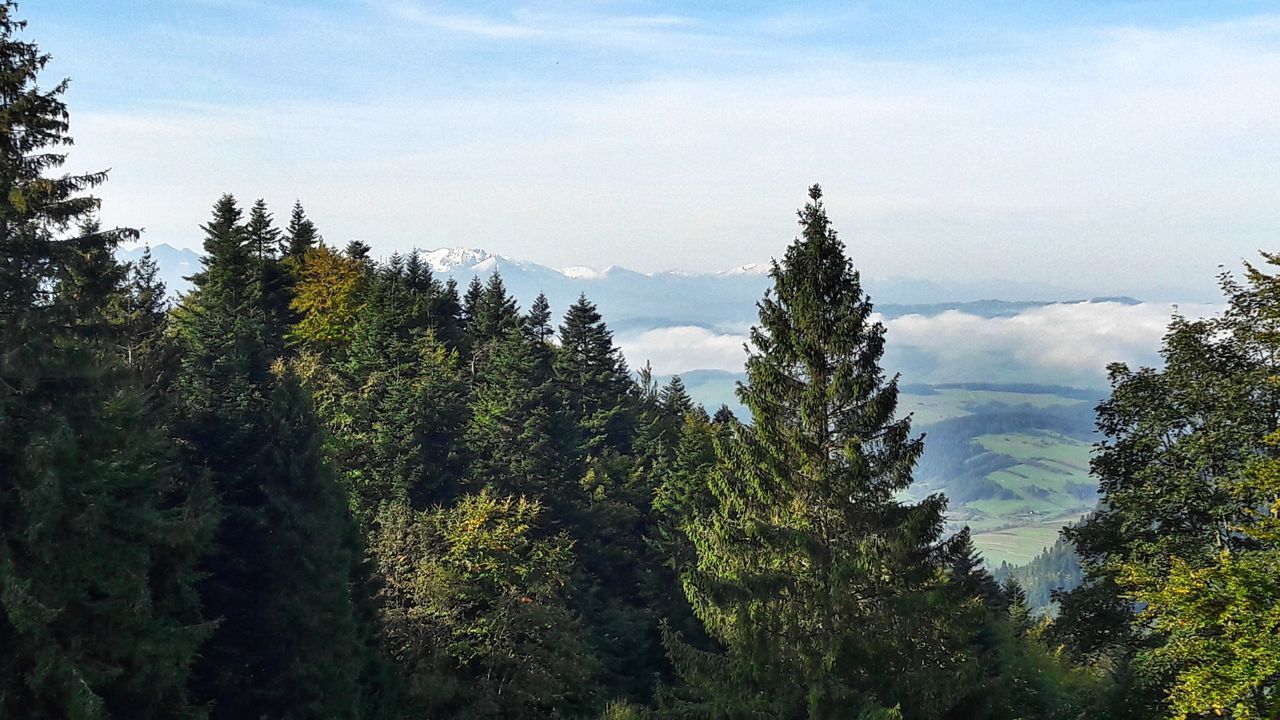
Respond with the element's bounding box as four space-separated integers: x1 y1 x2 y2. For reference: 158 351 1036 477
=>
717 261 772 277
417 247 494 273
561 264 605 280
419 246 771 280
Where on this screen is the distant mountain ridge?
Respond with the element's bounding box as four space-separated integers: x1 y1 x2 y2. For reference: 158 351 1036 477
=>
117 244 1130 333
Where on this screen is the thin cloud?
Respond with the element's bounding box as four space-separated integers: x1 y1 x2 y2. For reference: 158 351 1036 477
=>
617 303 1223 387
617 326 748 376
57 9 1280 296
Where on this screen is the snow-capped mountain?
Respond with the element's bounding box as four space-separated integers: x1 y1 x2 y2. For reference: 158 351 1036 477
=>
116 243 1143 337
418 247 493 274
717 261 772 277
560 265 608 280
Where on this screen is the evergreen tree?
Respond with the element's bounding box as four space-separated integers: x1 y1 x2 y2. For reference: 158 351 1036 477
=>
346 239 373 262
462 275 484 330
113 245 173 383
528 291 554 343
472 271 521 346
245 198 293 346
556 294 637 455
465 322 576 507
0 5 210 716
283 200 320 258
675 186 963 719
314 270 470 521
173 195 376 719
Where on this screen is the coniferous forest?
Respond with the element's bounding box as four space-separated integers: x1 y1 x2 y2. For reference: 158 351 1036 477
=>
4 5 1280 719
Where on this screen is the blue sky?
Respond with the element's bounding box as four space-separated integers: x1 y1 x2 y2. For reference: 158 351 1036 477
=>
27 1 1280 297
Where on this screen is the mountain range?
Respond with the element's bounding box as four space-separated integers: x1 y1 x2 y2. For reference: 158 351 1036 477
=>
119 243 1139 332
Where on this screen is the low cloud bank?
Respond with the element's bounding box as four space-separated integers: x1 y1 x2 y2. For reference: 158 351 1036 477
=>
618 301 1222 387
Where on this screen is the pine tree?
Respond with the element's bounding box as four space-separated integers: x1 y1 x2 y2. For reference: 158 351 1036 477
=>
0 5 210 716
472 271 521 346
527 292 554 343
676 186 961 719
555 294 636 455
245 199 292 346
283 200 320 258
174 195 375 719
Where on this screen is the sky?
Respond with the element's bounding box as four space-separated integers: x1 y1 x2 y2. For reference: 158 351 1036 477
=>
28 1 1280 298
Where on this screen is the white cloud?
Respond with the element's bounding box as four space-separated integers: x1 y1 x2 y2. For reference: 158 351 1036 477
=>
64 12 1280 296
617 326 748 375
880 302 1223 385
618 302 1224 386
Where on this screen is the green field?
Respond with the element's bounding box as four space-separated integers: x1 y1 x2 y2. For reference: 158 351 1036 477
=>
971 516 1085 567
950 431 1094 564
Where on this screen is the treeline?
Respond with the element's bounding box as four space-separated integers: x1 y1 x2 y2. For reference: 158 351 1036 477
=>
3 4 1280 719
994 537 1083 612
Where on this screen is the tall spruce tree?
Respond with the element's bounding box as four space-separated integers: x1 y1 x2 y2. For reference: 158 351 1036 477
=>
528 292 554 343
317 262 470 521
0 4 210 716
676 185 962 719
282 200 320 259
472 272 521 346
462 276 484 330
245 198 293 346
556 294 637 456
173 195 375 719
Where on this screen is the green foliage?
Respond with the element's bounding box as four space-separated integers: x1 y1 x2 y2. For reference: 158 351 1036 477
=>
466 315 575 507
676 186 967 719
371 492 598 718
283 200 321 258
1119 433 1280 719
0 4 210 716
993 536 1084 612
303 259 470 521
173 196 378 719
556 294 637 455
1058 254 1280 718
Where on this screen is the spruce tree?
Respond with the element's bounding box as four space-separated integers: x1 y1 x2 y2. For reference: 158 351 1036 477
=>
465 322 576 508
528 292 554 343
0 4 210 716
462 275 484 329
324 268 469 520
282 200 320 258
472 271 521 345
245 198 293 346
555 294 637 455
113 245 173 383
677 185 960 719
173 195 374 719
